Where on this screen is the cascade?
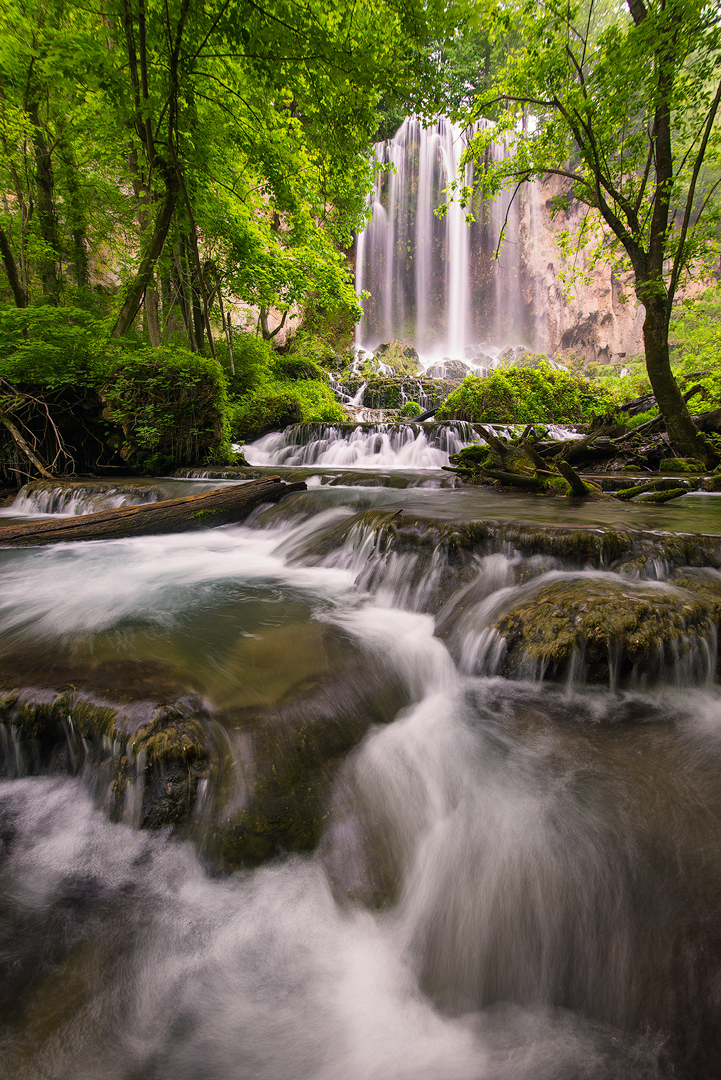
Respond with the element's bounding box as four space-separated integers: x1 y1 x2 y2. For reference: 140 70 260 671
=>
355 117 543 361
2 444 721 1077
244 422 481 469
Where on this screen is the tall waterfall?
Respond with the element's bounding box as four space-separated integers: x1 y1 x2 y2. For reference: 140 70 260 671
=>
355 117 544 360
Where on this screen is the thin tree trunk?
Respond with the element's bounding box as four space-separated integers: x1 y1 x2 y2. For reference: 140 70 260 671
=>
145 285 162 346
186 234 206 351
59 143 90 291
0 414 54 478
172 251 195 350
643 298 718 466
110 173 179 339
28 105 61 304
217 287 235 374
0 227 28 307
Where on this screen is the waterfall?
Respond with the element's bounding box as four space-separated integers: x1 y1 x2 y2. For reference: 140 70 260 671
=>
356 117 545 361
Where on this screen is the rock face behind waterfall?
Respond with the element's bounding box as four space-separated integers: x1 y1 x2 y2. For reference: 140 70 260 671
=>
355 117 646 364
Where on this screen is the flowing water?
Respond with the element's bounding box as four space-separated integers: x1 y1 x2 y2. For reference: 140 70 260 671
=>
3 431 721 1079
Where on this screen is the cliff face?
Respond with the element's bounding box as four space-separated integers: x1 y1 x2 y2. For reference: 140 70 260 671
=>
518 175 645 365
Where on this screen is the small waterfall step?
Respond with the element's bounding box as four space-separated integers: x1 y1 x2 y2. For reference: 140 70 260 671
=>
244 421 584 470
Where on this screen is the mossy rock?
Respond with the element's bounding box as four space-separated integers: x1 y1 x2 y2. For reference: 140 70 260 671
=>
660 458 706 473
373 341 421 376
424 359 472 383
0 686 209 828
342 375 451 410
209 660 409 869
671 568 721 616
494 575 719 685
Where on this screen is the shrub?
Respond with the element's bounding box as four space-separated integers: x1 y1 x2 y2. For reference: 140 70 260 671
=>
437 362 610 424
399 400 422 418
231 378 344 441
273 353 327 382
102 346 231 471
0 304 112 388
221 333 274 397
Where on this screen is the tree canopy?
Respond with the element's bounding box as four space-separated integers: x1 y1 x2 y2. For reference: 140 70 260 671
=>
0 0 452 348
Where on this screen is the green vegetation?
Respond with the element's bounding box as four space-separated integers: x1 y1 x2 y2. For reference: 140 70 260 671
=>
0 0 458 477
230 378 344 442
102 347 231 472
459 0 721 464
437 362 613 424
399 401 423 418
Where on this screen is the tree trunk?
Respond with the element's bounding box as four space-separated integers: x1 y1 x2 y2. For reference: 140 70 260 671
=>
110 173 179 339
0 227 28 307
642 298 718 467
172 252 195 350
0 477 306 547
28 104 61 304
145 285 162 346
59 143 90 291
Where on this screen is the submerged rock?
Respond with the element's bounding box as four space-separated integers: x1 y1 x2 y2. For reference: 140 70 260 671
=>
494 576 719 684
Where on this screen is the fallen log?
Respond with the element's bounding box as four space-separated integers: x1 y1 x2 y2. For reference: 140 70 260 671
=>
615 478 692 501
0 477 306 547
558 426 610 464
695 408 721 435
480 468 546 490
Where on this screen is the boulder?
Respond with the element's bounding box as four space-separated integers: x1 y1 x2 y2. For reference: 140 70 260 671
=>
373 340 421 376
424 359 472 383
494 575 720 684
0 685 210 828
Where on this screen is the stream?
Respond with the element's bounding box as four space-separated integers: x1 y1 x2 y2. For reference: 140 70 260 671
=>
3 423 721 1079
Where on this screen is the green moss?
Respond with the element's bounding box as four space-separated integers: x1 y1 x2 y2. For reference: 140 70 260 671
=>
660 458 705 473
373 341 421 376
635 487 688 504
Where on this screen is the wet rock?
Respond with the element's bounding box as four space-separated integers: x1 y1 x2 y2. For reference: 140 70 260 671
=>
494 576 719 684
671 567 721 617
424 360 472 383
0 687 210 828
206 659 409 869
341 375 452 410
660 458 706 473
174 466 260 480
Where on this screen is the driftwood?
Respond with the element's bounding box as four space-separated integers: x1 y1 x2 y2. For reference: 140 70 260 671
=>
556 459 594 497
0 477 306 547
476 423 511 459
558 426 610 463
480 468 546 490
0 413 54 479
695 409 721 434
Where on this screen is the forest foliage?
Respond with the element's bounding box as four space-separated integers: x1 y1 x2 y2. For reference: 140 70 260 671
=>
0 0 720 474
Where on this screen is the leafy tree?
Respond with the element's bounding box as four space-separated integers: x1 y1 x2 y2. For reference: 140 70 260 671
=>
0 0 453 354
460 0 721 464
